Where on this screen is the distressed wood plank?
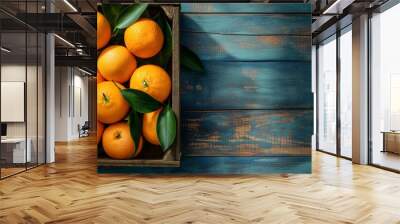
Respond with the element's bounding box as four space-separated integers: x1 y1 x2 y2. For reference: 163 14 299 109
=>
181 33 310 61
181 61 312 110
98 156 311 174
181 14 311 35
181 3 311 14
181 110 313 156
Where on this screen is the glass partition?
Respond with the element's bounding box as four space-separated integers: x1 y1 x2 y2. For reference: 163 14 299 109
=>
0 4 28 177
0 0 46 179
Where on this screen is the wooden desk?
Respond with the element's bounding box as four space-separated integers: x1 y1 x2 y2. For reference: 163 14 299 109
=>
382 131 400 154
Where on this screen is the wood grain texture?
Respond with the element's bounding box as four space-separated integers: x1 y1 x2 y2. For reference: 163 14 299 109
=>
178 3 313 166
181 110 312 157
181 33 311 61
181 61 312 110
2 137 400 223
99 156 311 174
181 3 312 13
171 6 181 162
181 14 311 35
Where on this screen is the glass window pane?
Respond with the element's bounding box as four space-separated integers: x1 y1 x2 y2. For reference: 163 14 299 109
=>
340 28 352 158
371 3 400 171
318 36 337 154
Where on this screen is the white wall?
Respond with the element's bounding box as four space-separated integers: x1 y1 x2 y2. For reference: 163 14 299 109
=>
73 73 89 138
54 66 89 141
54 66 69 141
1 65 26 140
1 65 34 138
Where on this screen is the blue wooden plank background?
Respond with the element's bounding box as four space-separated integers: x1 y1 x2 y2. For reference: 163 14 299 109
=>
182 110 313 156
181 33 310 61
181 61 312 110
181 14 311 35
98 156 311 174
178 3 312 173
181 3 311 14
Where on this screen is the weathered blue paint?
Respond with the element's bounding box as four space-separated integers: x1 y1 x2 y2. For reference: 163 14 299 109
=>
98 156 311 174
182 110 313 156
181 61 312 110
181 3 311 14
181 14 311 35
177 3 312 174
181 33 310 61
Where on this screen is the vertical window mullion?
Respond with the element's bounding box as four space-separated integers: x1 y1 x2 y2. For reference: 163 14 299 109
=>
337 29 341 157
36 0 39 167
25 0 28 171
316 44 320 151
367 11 373 165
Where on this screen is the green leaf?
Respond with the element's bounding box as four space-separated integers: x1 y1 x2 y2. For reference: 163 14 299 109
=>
157 105 177 152
155 13 172 68
128 110 141 155
181 45 204 72
101 4 125 28
120 89 162 113
115 3 148 30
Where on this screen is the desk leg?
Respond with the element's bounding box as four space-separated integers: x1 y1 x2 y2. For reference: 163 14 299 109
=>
382 133 386 153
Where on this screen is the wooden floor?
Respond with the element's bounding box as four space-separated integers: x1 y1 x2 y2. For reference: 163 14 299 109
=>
1 167 26 178
372 150 400 171
1 136 400 223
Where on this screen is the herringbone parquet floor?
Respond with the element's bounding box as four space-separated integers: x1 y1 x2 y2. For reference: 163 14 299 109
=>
1 136 400 224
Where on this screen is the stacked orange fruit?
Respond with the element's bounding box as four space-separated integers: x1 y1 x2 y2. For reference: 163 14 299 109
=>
97 11 171 160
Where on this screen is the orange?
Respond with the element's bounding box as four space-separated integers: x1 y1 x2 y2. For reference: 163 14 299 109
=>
97 12 111 50
130 65 171 102
102 122 143 159
124 18 164 58
97 81 129 124
98 45 137 83
97 71 104 84
97 121 104 144
142 108 162 145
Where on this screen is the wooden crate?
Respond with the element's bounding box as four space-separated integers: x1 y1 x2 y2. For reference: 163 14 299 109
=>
98 4 180 167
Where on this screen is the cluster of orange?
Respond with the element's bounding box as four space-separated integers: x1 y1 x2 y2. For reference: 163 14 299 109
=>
97 12 171 159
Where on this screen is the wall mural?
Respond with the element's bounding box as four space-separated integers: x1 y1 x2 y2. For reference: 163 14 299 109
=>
97 3 313 174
